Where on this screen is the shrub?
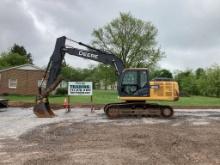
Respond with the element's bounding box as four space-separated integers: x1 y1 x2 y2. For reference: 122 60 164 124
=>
1 93 9 96
55 88 67 95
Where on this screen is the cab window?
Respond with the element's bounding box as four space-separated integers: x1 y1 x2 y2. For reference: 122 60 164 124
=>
122 71 137 85
140 70 148 88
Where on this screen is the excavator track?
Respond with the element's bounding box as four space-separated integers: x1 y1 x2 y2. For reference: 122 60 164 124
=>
104 102 174 119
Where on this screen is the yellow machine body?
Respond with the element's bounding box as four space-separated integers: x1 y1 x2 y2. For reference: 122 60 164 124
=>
119 80 179 102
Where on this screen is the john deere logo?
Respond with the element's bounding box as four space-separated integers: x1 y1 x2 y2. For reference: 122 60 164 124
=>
79 51 98 59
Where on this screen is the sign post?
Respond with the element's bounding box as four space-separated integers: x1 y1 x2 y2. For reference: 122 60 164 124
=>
67 95 70 112
68 82 93 112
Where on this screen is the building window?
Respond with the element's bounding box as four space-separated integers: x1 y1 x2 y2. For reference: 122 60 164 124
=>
8 79 17 89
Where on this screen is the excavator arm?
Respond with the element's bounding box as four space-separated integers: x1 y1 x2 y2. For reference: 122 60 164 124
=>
33 36 124 118
47 36 124 88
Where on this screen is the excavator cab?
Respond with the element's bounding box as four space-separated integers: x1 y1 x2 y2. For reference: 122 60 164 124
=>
119 69 150 97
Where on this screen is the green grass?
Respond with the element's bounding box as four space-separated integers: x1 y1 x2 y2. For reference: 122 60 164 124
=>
3 90 220 107
50 90 118 104
3 90 118 105
4 95 35 103
154 96 220 107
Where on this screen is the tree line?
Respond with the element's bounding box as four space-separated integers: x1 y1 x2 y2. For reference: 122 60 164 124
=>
0 12 219 97
175 66 220 97
60 65 220 97
1 43 219 97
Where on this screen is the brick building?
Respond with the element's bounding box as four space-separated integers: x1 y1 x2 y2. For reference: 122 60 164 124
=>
0 64 45 95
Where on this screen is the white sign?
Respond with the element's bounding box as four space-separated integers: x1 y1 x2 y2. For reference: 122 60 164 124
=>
68 82 93 96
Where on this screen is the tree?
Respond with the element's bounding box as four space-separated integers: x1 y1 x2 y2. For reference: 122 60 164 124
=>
60 65 101 89
0 52 29 69
61 65 84 81
92 64 117 90
151 69 173 79
174 66 220 97
10 44 33 64
204 65 220 97
0 44 33 69
175 70 197 96
195 68 205 79
92 12 164 69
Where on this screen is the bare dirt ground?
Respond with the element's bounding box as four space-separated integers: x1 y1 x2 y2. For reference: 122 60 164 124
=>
0 108 219 165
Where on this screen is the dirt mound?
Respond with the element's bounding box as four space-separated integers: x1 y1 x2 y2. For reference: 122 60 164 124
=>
1 120 220 165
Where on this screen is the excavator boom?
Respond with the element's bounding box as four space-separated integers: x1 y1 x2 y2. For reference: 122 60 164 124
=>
34 36 124 117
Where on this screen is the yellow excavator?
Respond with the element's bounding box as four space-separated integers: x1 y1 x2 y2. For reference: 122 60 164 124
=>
33 36 179 118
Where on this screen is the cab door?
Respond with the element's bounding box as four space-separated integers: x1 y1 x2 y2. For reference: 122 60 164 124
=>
118 69 150 97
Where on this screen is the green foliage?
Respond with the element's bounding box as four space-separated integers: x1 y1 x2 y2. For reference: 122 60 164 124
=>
10 44 33 64
0 52 29 69
174 65 220 97
61 65 83 81
175 70 196 96
55 88 68 96
199 65 220 97
92 64 117 90
195 68 205 78
92 12 164 69
60 65 117 90
151 69 173 79
0 44 33 69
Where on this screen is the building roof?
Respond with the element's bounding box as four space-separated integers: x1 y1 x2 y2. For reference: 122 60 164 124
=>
0 64 44 73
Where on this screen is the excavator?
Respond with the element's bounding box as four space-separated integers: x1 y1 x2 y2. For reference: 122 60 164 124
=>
33 36 179 118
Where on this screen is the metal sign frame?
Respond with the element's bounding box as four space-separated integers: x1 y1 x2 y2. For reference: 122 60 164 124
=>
68 82 93 96
67 81 94 112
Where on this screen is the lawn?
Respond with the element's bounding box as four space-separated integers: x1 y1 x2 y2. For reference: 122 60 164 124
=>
4 90 220 107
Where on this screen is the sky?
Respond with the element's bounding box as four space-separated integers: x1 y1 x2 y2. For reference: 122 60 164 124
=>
0 0 220 72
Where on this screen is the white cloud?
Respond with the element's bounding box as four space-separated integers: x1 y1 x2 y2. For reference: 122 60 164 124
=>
0 0 220 72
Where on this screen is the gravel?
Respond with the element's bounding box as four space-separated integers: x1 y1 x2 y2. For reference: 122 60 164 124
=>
0 107 219 138
0 107 219 165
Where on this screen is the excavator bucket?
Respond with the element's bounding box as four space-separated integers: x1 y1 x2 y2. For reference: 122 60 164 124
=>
33 76 63 118
33 97 56 118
